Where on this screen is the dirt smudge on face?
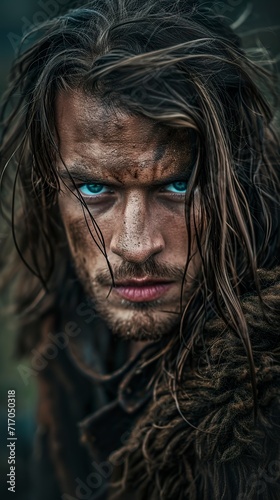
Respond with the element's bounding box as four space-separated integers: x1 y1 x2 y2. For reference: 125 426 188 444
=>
153 143 167 163
67 222 83 254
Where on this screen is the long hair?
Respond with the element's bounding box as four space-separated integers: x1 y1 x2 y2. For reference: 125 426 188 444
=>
1 0 280 402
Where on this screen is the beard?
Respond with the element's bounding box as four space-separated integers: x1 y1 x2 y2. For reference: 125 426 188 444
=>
92 294 182 341
74 258 194 341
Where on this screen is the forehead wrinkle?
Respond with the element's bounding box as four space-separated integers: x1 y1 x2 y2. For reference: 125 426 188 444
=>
56 90 127 144
61 157 192 189
58 136 193 185
58 134 193 183
56 90 173 146
56 89 193 149
56 90 194 183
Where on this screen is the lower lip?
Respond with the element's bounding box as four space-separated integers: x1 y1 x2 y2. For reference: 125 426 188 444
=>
114 283 173 302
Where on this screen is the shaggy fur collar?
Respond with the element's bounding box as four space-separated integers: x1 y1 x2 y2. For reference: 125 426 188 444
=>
108 267 280 499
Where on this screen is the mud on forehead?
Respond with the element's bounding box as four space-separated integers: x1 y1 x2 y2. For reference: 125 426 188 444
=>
55 89 193 156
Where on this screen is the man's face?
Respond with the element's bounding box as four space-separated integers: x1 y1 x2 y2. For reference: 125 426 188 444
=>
56 90 201 341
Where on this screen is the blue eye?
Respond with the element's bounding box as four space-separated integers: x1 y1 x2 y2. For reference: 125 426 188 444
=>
165 181 187 193
79 184 109 196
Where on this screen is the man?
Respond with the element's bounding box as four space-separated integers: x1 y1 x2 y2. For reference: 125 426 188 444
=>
1 0 280 499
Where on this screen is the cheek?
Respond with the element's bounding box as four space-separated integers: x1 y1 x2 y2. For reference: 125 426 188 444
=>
164 195 203 260
59 192 111 256
165 217 187 249
72 219 105 251
61 216 105 276
66 221 87 255
155 203 187 243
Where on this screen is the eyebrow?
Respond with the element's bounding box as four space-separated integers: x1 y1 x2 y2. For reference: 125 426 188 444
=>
59 162 194 186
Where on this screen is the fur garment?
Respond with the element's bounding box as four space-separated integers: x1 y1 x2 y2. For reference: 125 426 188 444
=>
107 267 280 499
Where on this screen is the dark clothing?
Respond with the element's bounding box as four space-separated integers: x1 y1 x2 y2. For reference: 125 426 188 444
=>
33 267 280 499
32 314 157 500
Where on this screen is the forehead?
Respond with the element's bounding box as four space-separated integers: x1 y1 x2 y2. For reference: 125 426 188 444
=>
55 90 192 180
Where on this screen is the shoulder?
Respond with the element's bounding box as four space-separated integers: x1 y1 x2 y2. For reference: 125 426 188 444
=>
109 271 280 499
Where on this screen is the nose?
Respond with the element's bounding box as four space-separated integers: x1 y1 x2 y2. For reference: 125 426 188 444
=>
110 191 165 263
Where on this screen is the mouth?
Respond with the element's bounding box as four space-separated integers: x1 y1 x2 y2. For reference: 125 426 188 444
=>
113 278 175 302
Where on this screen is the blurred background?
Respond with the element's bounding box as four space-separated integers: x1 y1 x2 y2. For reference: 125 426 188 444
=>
0 1 279 499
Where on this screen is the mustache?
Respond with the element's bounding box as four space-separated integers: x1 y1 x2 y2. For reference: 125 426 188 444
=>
96 260 185 285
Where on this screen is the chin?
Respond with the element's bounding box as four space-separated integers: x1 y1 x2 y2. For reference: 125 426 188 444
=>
98 304 181 341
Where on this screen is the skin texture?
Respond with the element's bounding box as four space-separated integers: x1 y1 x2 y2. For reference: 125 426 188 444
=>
56 90 201 341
